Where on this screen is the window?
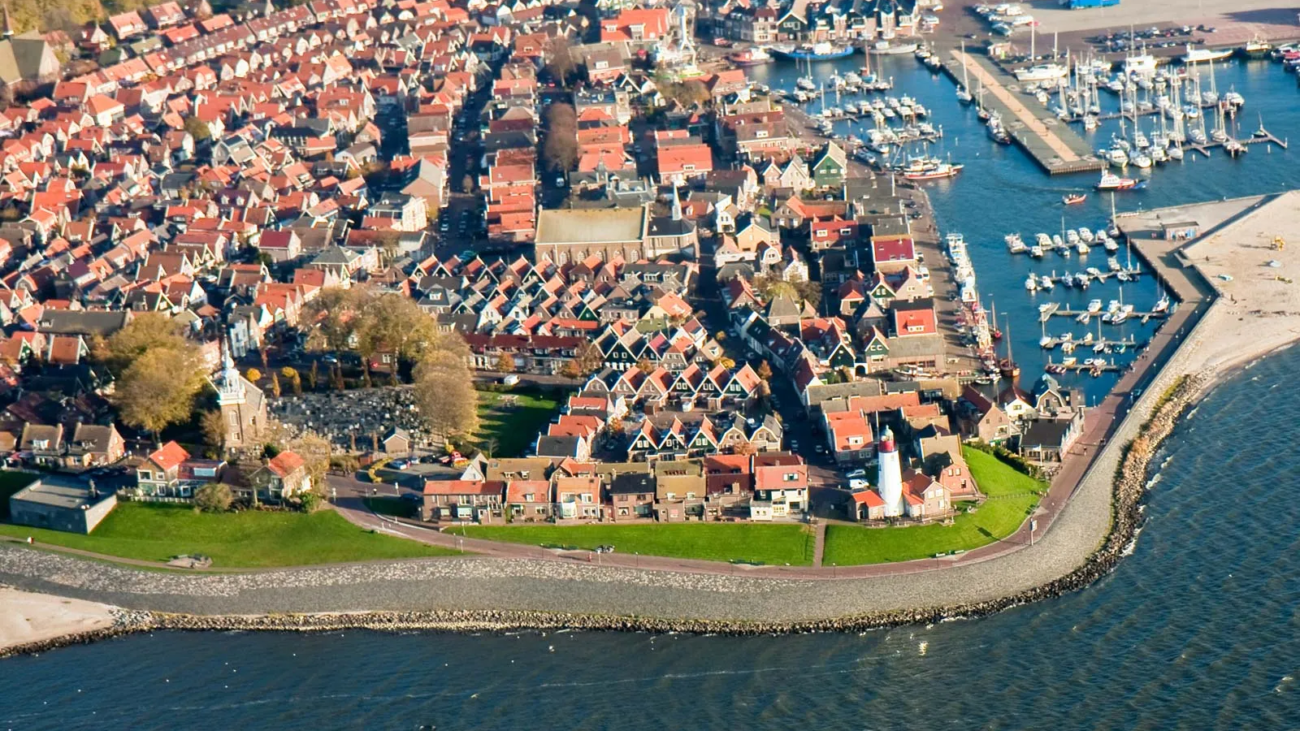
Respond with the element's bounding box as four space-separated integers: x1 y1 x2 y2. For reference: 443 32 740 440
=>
783 472 799 482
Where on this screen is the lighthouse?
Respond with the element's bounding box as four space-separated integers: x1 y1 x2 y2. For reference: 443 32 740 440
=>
876 426 904 517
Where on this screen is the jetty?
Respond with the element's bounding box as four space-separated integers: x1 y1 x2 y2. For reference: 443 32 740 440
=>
941 48 1106 175
1037 304 1167 323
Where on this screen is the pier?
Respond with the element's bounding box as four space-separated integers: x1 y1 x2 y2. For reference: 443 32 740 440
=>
1040 336 1145 351
941 49 1106 175
1038 304 1167 324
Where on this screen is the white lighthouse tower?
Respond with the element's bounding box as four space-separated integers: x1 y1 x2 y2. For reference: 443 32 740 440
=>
876 426 904 517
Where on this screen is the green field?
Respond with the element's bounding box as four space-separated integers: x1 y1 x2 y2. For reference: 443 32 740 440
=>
0 502 455 568
822 447 1048 566
462 523 814 565
477 389 562 457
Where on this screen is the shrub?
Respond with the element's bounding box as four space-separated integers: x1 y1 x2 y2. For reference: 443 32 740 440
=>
194 483 234 513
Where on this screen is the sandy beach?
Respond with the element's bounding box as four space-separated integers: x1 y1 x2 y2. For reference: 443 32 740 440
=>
0 588 118 654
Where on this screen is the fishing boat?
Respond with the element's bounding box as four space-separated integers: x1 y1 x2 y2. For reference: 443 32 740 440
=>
1182 44 1234 65
869 40 920 55
771 42 855 61
1014 64 1068 82
728 47 773 66
1096 171 1140 191
900 159 964 180
1062 193 1087 205
1239 36 1273 59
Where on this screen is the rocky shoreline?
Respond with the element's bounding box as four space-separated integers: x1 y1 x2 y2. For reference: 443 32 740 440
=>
1 373 1205 657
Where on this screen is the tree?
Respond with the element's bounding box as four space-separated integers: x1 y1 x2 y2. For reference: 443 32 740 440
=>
718 356 736 370
194 483 234 513
281 367 302 395
200 409 226 451
496 352 517 373
635 357 655 374
270 371 282 398
246 367 262 383
98 313 194 374
541 103 578 172
573 341 604 376
757 360 773 381
308 360 319 391
544 36 576 87
411 351 479 443
115 347 206 438
560 359 582 379
183 115 211 142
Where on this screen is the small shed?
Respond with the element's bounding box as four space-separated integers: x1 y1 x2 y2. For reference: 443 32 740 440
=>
383 427 412 456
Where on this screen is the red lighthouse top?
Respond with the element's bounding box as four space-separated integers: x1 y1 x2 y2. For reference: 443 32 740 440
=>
879 426 896 453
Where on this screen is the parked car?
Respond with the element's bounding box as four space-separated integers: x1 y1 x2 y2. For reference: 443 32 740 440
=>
846 469 867 479
849 479 869 490
389 459 410 470
502 374 520 386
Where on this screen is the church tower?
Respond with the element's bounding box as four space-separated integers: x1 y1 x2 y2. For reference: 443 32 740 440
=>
211 339 266 449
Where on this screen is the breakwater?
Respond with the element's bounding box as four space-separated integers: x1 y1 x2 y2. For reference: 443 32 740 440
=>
0 372 1208 655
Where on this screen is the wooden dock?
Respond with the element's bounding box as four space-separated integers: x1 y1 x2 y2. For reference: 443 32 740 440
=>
1041 336 1143 351
1184 131 1289 158
941 49 1105 176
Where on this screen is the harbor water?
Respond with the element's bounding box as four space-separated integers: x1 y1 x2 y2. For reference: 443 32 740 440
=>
5 55 1300 730
749 52 1300 401
6 349 1300 729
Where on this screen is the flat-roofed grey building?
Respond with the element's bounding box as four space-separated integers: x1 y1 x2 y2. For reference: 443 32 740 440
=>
8 474 117 534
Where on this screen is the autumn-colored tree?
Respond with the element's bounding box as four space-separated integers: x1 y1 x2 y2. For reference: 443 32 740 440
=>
757 360 773 381
718 356 736 370
411 350 479 443
270 371 282 398
281 366 302 395
246 367 262 383
636 357 655 374
573 341 604 376
183 115 211 141
308 360 319 390
98 313 193 374
115 347 206 439
200 409 226 451
496 352 516 373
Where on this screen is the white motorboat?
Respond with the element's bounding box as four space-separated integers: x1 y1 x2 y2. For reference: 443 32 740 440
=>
1087 299 1103 314
1025 274 1039 291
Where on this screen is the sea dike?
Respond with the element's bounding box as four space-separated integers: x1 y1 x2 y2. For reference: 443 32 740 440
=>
1 374 1208 655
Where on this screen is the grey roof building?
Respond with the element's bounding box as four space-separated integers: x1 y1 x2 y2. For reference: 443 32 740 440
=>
8 474 118 534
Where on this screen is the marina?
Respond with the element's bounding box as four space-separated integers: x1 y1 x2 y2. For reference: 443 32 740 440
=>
939 48 1106 175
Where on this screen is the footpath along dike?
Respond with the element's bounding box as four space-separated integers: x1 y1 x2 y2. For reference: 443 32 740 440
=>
1 373 1209 657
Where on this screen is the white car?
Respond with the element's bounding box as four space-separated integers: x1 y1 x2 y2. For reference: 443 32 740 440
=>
849 479 869 490
846 469 867 479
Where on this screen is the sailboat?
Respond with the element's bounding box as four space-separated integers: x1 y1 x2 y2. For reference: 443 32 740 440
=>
957 42 974 104
999 317 1020 380
989 299 1003 340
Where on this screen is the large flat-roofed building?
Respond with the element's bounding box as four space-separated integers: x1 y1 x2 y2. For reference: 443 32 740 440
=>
8 474 118 534
533 206 650 264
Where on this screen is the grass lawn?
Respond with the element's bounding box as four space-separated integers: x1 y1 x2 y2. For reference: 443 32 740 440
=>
476 389 562 457
822 447 1048 566
461 523 815 565
0 502 456 568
